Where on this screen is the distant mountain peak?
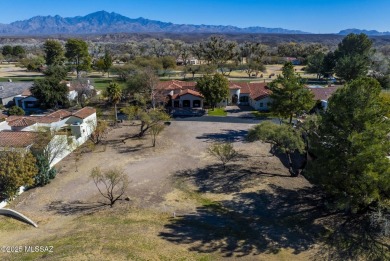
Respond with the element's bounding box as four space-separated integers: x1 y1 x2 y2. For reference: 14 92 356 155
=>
338 28 390 36
0 11 310 35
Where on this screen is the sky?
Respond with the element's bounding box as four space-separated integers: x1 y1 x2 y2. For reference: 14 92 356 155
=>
1 0 390 33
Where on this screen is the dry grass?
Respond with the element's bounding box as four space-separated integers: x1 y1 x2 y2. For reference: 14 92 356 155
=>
0 121 322 260
0 207 216 261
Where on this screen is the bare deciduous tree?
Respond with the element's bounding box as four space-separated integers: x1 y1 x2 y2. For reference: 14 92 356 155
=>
150 123 165 147
32 127 74 167
88 120 108 144
90 167 129 207
71 78 96 108
207 142 238 169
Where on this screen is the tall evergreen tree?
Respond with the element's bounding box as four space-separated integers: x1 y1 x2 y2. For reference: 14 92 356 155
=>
307 77 390 213
269 62 315 124
334 33 373 82
30 77 69 109
43 39 65 66
65 38 91 77
34 154 56 187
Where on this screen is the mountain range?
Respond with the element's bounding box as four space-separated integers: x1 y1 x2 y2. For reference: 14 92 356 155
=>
0 11 388 36
338 29 390 36
0 11 310 35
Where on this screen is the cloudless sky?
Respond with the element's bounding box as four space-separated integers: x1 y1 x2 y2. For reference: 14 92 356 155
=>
1 0 390 33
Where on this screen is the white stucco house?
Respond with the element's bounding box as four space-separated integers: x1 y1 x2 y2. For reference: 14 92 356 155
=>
0 107 97 167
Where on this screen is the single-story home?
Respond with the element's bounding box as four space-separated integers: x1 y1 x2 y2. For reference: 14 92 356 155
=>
0 131 38 152
308 86 340 110
13 80 95 110
0 82 34 107
157 80 272 111
171 89 204 108
14 88 40 110
0 107 97 166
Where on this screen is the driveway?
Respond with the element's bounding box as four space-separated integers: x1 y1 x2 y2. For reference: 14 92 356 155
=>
225 105 257 118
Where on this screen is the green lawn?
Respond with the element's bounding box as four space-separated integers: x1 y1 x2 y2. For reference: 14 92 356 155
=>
207 108 227 116
251 111 276 118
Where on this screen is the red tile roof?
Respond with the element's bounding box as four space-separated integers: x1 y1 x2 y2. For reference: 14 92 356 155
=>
237 83 251 94
159 80 271 101
47 109 72 119
0 131 37 148
30 116 62 123
7 115 62 126
72 107 96 119
248 82 271 101
177 89 204 98
228 82 242 90
7 117 37 127
157 80 196 90
309 86 340 101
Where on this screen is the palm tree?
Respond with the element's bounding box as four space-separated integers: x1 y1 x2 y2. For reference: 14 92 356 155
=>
104 82 122 123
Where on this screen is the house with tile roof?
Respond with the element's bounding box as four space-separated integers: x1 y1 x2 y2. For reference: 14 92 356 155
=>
224 82 272 110
13 80 95 111
0 131 38 151
308 86 340 110
157 80 273 111
0 107 97 166
158 80 203 108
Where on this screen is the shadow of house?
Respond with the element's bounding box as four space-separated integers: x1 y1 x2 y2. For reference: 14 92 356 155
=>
159 185 328 257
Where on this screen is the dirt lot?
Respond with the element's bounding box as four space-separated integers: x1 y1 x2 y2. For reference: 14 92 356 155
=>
0 118 322 260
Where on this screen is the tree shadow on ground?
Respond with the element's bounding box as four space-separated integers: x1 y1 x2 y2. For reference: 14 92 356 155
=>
314 211 390 261
116 144 145 154
175 163 288 194
46 200 106 216
160 185 329 257
196 129 249 143
268 147 306 173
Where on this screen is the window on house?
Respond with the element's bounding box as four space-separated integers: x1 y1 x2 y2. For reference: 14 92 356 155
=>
239 96 249 102
259 103 263 107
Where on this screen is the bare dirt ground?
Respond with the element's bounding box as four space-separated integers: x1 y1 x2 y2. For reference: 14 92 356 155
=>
0 118 320 260
0 121 320 260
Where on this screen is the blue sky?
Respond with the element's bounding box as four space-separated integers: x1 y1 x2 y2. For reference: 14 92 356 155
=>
1 0 390 33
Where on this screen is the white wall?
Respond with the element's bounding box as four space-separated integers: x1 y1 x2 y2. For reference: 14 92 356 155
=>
68 90 78 101
179 94 203 108
251 96 272 111
0 121 11 131
67 113 97 145
49 135 76 167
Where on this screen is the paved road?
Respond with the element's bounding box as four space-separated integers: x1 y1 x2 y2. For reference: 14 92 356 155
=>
173 115 279 124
